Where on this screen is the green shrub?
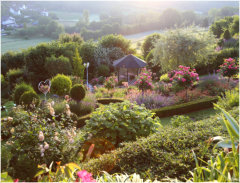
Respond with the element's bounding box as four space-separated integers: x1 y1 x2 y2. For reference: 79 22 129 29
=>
6 68 24 89
2 106 86 181
53 101 67 115
1 74 7 88
51 74 72 96
13 82 34 104
221 29 231 40
170 115 192 127
84 100 161 146
97 98 124 105
152 97 218 118
216 87 239 110
159 73 170 83
98 65 110 77
70 84 86 102
1 74 9 98
19 91 40 106
70 93 96 117
80 112 227 181
45 55 72 77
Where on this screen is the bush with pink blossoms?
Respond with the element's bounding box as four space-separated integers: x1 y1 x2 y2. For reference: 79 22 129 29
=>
168 65 199 99
134 68 153 92
104 75 118 91
217 57 239 82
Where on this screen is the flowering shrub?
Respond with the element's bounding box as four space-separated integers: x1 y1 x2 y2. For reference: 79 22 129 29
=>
168 65 199 99
1 104 86 181
168 65 199 88
91 78 99 86
134 68 153 92
217 57 239 81
104 75 118 91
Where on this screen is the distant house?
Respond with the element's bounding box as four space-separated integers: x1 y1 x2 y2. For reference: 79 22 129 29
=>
19 4 27 10
41 10 49 16
9 7 21 16
1 16 17 28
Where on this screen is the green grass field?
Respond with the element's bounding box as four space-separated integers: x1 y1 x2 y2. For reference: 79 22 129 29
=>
50 10 99 26
1 36 54 54
160 108 217 126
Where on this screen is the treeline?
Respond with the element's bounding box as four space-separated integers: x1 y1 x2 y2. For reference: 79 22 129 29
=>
1 33 135 94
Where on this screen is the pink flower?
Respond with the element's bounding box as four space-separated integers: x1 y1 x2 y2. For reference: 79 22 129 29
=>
170 78 173 81
77 170 96 182
14 179 19 182
182 78 186 82
226 58 233 62
196 77 199 81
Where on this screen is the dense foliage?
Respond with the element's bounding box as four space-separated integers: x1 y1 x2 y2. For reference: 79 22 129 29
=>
80 109 239 181
153 28 216 72
217 57 239 81
70 84 86 102
51 74 72 96
13 82 34 104
19 90 40 107
84 100 161 146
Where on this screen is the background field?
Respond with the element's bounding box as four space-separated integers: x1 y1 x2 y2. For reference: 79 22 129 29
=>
1 36 54 54
50 10 99 26
1 30 161 55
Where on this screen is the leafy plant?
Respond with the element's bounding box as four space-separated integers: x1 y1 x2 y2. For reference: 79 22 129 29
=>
84 100 161 146
19 91 40 107
51 74 72 96
13 82 34 104
134 68 153 93
216 87 239 110
70 84 86 103
104 75 118 91
191 105 239 182
170 115 192 127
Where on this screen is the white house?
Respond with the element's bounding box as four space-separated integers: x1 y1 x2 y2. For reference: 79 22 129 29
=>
41 10 49 16
2 16 17 27
19 4 27 10
10 8 21 16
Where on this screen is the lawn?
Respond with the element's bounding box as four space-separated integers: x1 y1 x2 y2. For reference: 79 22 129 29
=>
50 10 100 26
1 36 54 54
160 107 217 126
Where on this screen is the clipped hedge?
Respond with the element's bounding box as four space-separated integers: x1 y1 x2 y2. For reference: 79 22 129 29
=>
79 110 232 181
152 97 218 118
77 113 91 128
97 98 124 105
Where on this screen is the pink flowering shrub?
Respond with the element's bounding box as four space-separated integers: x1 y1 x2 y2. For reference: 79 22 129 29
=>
168 65 199 89
76 170 96 182
104 75 118 91
217 57 239 81
134 68 153 92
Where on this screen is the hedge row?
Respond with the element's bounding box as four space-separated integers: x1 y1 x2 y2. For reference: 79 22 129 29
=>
152 96 218 118
79 107 240 181
97 98 124 105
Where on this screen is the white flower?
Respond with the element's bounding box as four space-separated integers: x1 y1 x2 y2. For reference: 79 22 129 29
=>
10 128 15 134
41 153 44 157
38 131 44 141
51 101 55 106
44 142 49 149
7 117 13 121
54 136 59 141
69 138 74 144
65 104 70 109
66 109 71 117
40 148 45 153
39 144 43 149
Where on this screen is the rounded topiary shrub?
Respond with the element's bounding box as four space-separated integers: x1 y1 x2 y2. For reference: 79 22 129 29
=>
13 82 34 104
51 74 72 96
84 100 161 146
70 84 86 102
19 91 40 106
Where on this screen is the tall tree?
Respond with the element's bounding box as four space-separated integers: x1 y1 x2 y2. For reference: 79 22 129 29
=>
72 48 84 79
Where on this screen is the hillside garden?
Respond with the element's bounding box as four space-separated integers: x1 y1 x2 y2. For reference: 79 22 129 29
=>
1 21 239 182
